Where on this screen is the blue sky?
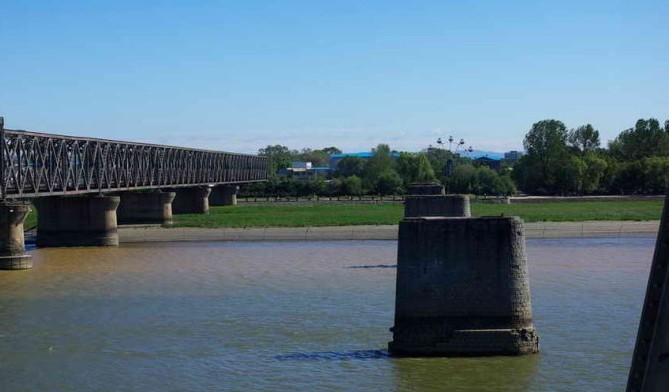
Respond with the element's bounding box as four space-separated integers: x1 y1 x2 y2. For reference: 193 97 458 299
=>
1 0 667 153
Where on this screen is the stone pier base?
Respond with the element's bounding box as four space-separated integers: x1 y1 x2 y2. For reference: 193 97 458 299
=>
117 191 175 226
404 195 471 218
33 196 120 247
406 182 445 196
209 185 238 206
389 216 539 356
171 187 211 214
0 202 32 270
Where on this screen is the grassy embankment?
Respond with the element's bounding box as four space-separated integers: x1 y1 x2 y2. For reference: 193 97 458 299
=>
171 200 664 228
21 200 663 229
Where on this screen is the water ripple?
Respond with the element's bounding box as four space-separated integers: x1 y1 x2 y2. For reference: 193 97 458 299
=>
345 265 397 269
275 349 390 361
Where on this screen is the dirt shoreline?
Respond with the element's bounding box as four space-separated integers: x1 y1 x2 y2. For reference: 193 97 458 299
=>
118 221 661 243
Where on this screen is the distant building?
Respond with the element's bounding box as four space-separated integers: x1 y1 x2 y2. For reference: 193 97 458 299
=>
291 161 312 170
278 161 331 180
503 151 523 162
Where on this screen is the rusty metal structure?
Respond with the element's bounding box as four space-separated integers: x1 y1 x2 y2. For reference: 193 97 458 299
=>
0 117 268 199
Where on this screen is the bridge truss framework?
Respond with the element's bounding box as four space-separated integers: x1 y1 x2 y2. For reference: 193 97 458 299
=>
0 117 268 199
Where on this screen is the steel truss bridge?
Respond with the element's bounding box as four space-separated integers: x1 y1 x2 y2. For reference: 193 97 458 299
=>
0 117 268 199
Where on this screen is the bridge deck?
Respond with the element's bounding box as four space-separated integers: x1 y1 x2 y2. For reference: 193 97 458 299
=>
0 118 268 199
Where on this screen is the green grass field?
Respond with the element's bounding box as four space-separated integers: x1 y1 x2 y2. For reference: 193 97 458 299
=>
21 200 663 230
171 200 664 228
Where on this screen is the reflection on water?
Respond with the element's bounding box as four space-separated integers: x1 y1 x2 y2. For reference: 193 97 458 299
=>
0 238 654 391
391 355 539 392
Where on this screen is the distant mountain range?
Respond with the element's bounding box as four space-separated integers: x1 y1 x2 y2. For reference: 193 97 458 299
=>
466 150 506 160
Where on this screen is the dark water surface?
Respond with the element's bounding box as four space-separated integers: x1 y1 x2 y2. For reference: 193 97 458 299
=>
0 238 654 391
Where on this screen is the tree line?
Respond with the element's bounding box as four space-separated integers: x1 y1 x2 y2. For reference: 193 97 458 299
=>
514 118 669 195
243 117 669 197
245 144 513 197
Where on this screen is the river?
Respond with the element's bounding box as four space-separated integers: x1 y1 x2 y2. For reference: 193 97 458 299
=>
0 237 653 391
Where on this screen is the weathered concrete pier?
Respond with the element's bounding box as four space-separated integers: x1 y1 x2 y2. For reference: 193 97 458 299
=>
404 182 471 218
389 212 539 356
33 195 121 247
0 201 32 269
170 187 212 214
116 191 176 226
404 194 471 218
395 182 537 355
210 185 239 206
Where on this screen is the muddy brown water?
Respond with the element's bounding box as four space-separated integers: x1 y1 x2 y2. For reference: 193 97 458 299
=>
0 238 653 391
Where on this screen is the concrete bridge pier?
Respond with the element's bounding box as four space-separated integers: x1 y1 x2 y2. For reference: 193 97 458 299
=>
171 187 211 214
33 195 120 247
404 182 470 218
116 191 176 226
209 185 239 206
389 216 539 356
0 201 32 270
404 194 471 218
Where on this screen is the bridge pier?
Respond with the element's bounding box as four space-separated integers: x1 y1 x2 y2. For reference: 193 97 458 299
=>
0 201 32 270
404 183 470 218
33 195 120 247
171 187 211 214
209 185 238 206
404 195 471 218
389 216 539 356
117 191 176 226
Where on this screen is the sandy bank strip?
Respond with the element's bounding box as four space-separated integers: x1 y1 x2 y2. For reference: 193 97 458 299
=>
118 221 661 243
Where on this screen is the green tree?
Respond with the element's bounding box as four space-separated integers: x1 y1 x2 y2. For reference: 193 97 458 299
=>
498 174 517 195
329 177 345 195
568 124 600 156
396 153 436 185
364 144 397 190
476 166 502 195
321 146 342 155
512 154 548 194
641 157 669 193
609 118 669 161
375 171 404 195
258 145 297 176
558 156 586 194
344 175 363 195
305 178 328 196
373 143 392 156
415 153 436 182
447 164 478 194
335 156 365 178
518 120 569 194
297 148 330 167
424 146 449 176
582 154 608 194
396 153 419 186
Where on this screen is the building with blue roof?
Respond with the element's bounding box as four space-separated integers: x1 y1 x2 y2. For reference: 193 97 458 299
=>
329 151 401 169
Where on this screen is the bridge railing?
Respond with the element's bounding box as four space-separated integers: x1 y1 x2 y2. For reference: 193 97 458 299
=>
0 118 268 199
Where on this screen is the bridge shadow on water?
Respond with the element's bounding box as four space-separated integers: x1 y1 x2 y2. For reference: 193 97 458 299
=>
275 349 391 361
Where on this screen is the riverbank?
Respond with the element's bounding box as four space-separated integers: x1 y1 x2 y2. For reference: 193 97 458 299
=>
119 220 660 243
172 200 664 228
